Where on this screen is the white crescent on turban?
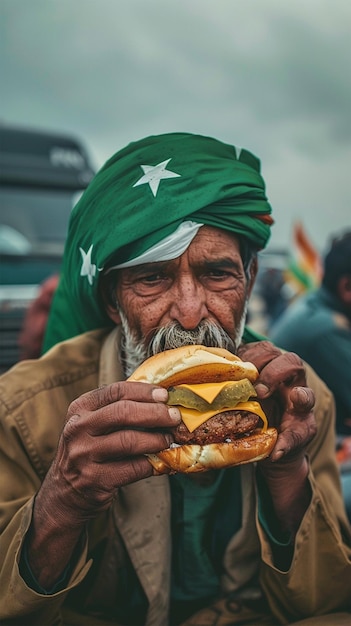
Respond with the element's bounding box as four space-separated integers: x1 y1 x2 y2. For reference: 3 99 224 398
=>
105 220 203 272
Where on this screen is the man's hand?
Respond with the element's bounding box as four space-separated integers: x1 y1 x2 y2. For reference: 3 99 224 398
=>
27 382 180 588
45 382 180 522
238 341 316 460
237 341 316 535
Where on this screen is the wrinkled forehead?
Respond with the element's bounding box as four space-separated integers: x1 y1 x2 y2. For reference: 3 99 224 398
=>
184 226 242 259
106 223 243 275
114 229 246 287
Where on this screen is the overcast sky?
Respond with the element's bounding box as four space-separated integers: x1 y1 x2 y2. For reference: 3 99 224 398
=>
1 0 350 252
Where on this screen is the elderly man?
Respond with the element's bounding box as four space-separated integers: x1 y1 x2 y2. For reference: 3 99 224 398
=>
0 133 350 626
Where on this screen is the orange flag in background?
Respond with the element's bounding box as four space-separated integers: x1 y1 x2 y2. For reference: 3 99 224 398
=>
284 222 323 298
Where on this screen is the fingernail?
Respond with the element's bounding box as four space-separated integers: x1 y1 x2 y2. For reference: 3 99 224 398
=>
272 449 284 461
255 383 269 397
152 388 168 402
168 407 181 422
295 387 311 405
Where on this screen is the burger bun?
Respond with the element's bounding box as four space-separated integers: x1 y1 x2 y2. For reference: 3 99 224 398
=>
146 428 278 474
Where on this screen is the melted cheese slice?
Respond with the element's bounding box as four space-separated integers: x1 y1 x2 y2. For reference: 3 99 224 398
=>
180 401 268 433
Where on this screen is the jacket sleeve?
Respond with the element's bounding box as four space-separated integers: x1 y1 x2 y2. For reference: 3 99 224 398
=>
0 404 92 625
258 364 351 622
0 335 103 624
0 498 91 625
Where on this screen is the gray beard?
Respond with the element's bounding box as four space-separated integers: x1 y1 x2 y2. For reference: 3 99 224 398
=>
118 303 248 378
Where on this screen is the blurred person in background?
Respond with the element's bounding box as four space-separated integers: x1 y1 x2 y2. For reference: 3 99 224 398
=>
271 231 351 436
254 266 290 331
271 230 351 518
18 274 59 360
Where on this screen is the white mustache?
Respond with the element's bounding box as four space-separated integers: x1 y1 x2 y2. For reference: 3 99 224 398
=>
146 320 236 357
118 308 247 378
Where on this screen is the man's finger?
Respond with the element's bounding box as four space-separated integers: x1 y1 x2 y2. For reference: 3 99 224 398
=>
288 386 315 414
237 340 282 370
255 353 306 398
68 381 168 416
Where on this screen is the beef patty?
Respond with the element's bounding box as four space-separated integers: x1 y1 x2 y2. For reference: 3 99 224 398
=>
171 411 260 446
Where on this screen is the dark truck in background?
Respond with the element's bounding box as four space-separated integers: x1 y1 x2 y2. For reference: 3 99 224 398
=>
0 124 95 373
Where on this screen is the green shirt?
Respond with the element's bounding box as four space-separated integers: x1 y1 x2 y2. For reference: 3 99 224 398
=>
21 465 292 626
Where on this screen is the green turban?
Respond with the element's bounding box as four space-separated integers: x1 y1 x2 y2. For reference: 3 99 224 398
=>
43 132 273 351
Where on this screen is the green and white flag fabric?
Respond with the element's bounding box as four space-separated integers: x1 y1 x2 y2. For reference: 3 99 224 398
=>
44 132 274 350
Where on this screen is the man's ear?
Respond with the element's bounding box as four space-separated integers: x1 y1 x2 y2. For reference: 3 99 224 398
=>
105 303 121 325
247 256 258 298
99 276 122 324
338 275 351 306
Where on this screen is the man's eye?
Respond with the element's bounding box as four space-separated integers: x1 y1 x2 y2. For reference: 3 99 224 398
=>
133 271 170 296
202 268 241 290
207 269 230 279
141 272 165 283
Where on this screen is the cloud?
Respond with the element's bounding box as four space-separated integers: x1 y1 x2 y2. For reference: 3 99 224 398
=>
1 0 350 249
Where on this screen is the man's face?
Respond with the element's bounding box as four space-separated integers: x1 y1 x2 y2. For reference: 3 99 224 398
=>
107 227 257 362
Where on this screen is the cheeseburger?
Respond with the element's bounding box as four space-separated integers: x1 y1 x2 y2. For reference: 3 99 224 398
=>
128 345 277 474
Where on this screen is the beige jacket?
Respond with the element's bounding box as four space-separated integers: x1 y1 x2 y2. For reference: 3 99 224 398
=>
0 328 350 625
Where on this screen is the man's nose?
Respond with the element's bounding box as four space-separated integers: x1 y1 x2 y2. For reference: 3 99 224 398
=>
169 277 208 329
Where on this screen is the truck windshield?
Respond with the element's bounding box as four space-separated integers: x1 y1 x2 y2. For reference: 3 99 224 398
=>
0 186 81 255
